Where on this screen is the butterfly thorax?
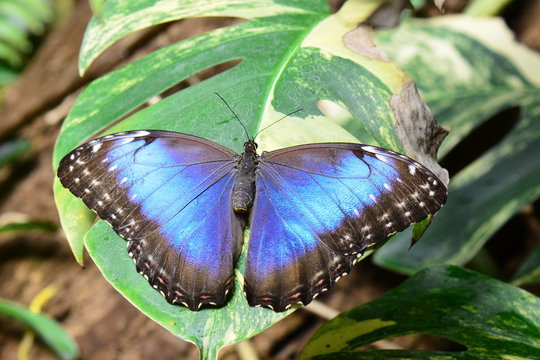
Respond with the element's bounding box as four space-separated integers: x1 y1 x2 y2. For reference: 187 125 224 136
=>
232 140 259 213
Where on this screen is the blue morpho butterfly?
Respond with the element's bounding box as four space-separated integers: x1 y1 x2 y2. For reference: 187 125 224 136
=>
57 105 447 312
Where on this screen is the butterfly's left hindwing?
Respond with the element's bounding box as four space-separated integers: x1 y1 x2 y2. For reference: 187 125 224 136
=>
58 131 244 310
244 143 447 311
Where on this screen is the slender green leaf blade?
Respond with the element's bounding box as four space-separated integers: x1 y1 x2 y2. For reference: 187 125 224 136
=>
0 220 56 233
0 299 80 360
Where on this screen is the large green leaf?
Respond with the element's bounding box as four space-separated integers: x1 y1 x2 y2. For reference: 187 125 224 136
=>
0 299 79 360
54 0 447 357
300 265 540 359
372 16 540 276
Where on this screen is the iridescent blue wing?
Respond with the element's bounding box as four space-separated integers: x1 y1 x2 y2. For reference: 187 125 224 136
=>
245 143 447 311
58 130 244 310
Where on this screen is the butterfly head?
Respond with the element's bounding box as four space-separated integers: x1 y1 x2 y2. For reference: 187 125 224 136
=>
243 140 258 154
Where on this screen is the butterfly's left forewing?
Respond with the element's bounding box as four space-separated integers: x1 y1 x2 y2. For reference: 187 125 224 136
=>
58 131 244 310
245 143 447 311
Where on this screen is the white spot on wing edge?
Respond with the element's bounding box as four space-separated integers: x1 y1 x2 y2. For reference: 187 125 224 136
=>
375 153 389 163
361 145 377 153
132 130 151 137
117 137 135 145
92 143 103 152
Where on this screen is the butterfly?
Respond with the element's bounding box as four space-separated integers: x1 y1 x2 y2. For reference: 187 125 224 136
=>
57 130 447 312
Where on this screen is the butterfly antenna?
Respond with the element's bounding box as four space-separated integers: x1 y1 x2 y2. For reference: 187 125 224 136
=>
215 92 251 141
254 108 303 138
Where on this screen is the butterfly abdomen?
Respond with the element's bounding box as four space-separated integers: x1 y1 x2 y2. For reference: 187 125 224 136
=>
232 146 258 213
